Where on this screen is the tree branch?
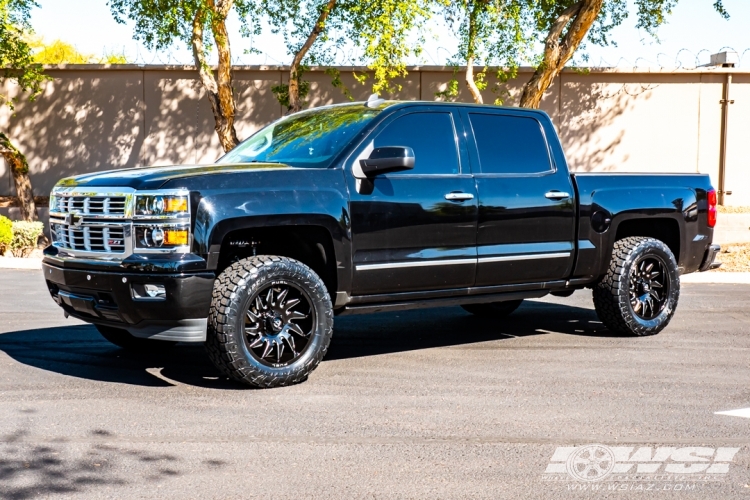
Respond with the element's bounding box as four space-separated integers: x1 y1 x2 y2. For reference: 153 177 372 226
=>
288 0 337 113
519 0 602 109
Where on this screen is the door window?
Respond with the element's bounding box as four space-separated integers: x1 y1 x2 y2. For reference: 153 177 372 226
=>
373 112 460 175
469 113 552 174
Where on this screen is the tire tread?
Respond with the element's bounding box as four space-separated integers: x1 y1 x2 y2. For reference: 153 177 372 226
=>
205 255 333 388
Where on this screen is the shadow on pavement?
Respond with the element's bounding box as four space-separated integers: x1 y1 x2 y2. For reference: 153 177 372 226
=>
0 427 189 499
0 301 614 389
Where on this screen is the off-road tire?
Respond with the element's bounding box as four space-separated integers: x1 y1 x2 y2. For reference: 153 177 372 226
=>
205 255 333 388
593 237 680 336
96 325 177 351
461 299 523 318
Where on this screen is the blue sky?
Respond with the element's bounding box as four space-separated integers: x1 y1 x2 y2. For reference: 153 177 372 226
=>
31 0 750 68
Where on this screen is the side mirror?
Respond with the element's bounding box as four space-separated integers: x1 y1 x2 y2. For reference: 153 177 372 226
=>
359 146 415 177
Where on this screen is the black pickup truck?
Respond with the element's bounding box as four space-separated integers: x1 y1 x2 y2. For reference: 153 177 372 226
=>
42 97 721 387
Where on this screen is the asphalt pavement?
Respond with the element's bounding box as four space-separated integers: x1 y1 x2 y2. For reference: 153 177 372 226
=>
0 269 749 499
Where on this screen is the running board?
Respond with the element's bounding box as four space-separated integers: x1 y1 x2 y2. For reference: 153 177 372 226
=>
336 290 549 316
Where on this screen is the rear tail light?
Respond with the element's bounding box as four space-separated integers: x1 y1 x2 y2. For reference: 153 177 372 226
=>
707 189 717 228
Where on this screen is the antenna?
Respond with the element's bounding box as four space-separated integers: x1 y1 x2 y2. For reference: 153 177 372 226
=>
365 93 385 108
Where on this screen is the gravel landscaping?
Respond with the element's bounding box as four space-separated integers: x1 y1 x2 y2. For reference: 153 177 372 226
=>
714 243 750 272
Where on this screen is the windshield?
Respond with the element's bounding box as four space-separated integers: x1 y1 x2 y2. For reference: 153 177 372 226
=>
218 105 382 168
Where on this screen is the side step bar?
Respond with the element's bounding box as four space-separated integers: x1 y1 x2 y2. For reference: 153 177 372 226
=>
337 290 549 316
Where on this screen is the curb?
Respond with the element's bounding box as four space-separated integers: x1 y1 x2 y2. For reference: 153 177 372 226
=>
0 257 42 270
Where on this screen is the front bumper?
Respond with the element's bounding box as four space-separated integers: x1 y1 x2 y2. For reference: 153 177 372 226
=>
699 244 722 272
43 259 215 342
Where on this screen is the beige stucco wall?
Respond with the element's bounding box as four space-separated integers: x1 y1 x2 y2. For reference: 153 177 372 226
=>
0 65 746 205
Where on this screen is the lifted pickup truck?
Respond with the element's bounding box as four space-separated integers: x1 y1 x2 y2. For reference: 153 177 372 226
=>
42 97 721 387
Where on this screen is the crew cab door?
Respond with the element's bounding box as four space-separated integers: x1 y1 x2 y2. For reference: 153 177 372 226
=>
459 109 576 286
347 108 478 295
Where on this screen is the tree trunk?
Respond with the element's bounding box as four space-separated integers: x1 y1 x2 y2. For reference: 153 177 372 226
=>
464 3 483 104
191 1 239 153
465 57 483 104
519 0 603 109
288 0 337 113
0 133 37 222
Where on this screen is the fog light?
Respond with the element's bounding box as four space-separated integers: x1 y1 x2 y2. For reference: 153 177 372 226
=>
144 284 166 298
132 283 167 300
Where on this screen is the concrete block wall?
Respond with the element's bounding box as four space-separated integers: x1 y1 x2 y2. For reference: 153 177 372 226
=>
0 65 747 205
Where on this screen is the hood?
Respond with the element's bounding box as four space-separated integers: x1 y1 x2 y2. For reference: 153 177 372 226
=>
55 163 292 191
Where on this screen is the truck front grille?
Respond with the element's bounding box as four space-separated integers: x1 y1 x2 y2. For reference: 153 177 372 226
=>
55 195 127 216
51 223 126 253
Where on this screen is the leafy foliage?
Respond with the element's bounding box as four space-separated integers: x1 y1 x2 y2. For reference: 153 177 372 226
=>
265 0 430 109
0 215 11 254
10 220 42 257
437 0 529 104
30 38 129 64
108 0 261 52
0 0 47 109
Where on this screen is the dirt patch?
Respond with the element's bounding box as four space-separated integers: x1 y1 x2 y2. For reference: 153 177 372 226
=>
713 243 750 272
717 206 750 214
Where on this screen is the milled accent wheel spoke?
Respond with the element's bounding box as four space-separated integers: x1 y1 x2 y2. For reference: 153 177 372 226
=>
284 334 298 357
283 298 300 312
247 336 263 348
288 310 308 321
288 322 307 337
261 340 273 359
276 340 284 362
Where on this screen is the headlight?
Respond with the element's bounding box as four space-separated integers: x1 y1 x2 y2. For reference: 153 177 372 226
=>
135 194 188 217
136 225 190 249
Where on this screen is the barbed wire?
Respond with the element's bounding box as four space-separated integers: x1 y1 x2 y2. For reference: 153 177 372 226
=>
122 44 749 103
124 44 750 70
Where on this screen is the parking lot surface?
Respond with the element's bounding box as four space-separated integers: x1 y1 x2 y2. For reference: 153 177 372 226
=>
1 269 749 499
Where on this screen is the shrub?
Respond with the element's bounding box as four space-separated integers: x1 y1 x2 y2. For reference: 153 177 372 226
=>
10 220 44 257
0 216 11 255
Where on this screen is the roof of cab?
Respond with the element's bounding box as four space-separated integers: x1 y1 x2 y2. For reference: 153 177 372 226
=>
310 99 551 119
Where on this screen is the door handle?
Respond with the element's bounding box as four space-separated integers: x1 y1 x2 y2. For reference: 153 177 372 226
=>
545 191 570 200
445 192 475 201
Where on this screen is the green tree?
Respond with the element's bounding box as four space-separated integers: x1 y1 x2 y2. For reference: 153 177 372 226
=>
518 0 730 108
438 0 529 104
109 0 261 152
0 0 48 221
30 37 129 64
266 0 431 113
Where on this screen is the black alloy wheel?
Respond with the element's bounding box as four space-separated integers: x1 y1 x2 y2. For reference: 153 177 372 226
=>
628 255 670 320
206 255 333 388
593 236 680 336
243 283 314 366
